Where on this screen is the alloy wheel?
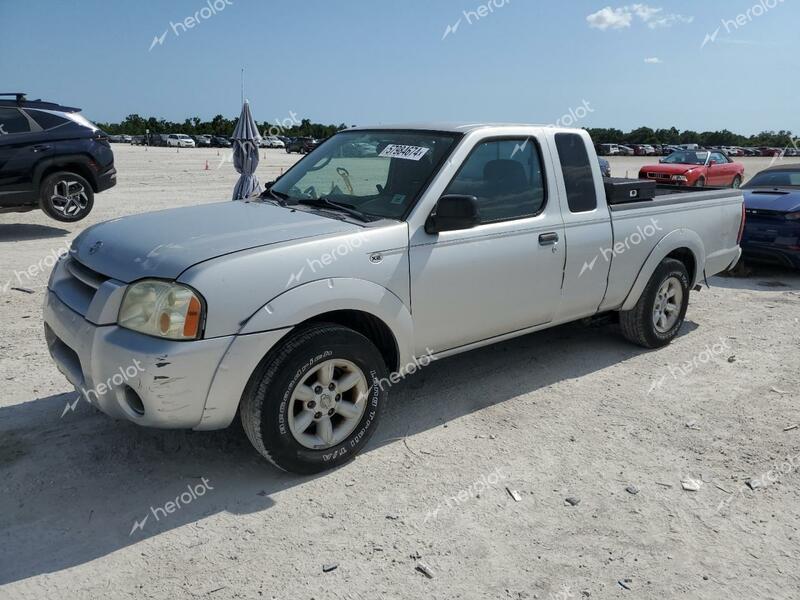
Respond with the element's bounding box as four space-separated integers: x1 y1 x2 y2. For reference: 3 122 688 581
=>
287 359 370 450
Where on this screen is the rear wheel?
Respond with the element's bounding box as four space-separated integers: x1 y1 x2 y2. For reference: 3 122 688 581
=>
619 258 690 348
240 323 387 474
731 175 742 189
39 171 94 222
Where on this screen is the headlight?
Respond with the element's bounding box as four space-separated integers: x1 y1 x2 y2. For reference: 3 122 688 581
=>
118 280 204 340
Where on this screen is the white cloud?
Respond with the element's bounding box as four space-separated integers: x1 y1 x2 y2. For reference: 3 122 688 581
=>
586 6 634 30
587 4 693 31
631 3 662 22
646 13 694 29
644 57 663 64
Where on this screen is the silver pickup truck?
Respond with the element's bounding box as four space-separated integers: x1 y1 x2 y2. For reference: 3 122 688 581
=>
44 124 744 473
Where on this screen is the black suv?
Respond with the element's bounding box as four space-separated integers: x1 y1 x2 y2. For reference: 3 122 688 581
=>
285 137 319 154
0 93 116 222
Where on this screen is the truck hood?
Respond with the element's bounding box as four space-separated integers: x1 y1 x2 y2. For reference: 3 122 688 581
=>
70 201 360 282
743 188 800 213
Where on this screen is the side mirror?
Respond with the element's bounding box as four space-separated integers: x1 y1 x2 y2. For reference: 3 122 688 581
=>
425 195 480 234
709 159 718 166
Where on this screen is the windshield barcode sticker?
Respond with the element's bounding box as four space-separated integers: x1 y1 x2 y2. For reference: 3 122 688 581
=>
379 144 430 161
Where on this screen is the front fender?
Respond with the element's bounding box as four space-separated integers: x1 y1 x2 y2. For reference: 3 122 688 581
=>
239 277 415 367
619 229 705 312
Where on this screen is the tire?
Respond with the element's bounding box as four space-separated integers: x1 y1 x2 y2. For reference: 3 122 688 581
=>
39 171 94 222
731 175 742 189
240 323 388 474
619 258 690 349
695 177 705 188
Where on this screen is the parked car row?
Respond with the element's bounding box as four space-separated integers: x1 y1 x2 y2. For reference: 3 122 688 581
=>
598 142 795 158
121 133 301 150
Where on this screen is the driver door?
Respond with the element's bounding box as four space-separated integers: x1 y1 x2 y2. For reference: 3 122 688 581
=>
408 136 565 354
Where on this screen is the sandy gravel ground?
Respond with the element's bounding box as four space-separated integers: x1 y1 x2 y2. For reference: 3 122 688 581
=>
1 147 799 600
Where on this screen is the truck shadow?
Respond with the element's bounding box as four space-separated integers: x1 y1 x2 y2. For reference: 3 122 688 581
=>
711 265 800 291
0 223 71 242
0 319 689 585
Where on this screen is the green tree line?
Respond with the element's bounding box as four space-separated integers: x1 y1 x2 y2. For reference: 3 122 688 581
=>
96 114 351 139
96 115 795 148
585 126 796 148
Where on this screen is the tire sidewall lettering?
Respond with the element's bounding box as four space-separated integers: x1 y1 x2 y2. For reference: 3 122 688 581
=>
277 350 333 436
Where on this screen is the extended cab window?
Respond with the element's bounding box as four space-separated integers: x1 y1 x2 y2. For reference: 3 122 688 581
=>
0 107 32 135
444 138 545 223
555 133 597 213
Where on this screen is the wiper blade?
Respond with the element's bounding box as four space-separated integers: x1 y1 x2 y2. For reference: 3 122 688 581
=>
260 187 289 207
296 197 372 222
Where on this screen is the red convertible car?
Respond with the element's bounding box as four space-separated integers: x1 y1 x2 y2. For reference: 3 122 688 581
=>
639 150 745 188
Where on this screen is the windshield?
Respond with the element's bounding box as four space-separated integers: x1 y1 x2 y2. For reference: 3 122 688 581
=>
743 170 800 188
270 130 461 220
663 151 709 165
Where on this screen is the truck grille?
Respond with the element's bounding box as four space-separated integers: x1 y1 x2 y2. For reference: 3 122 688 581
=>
54 257 109 316
66 258 108 291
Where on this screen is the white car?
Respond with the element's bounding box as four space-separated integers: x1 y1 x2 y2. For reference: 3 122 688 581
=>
167 134 196 148
263 136 285 148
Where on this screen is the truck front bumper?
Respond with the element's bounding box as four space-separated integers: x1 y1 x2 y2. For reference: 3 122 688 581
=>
43 290 291 430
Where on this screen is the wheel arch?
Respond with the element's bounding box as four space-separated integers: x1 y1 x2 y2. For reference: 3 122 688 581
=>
239 278 414 371
197 279 411 431
34 154 98 192
620 229 704 312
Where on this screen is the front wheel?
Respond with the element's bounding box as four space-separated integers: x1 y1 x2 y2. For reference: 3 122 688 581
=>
39 171 94 222
694 177 706 188
619 258 690 348
240 323 387 474
731 175 742 189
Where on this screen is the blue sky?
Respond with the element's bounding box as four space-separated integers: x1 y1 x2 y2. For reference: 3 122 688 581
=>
1 0 796 134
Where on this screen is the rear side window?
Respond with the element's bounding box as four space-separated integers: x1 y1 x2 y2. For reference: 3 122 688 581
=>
0 107 32 134
26 109 70 130
445 138 546 224
555 133 597 213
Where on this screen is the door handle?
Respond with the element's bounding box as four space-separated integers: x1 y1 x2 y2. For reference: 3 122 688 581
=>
539 232 559 245
32 145 51 153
